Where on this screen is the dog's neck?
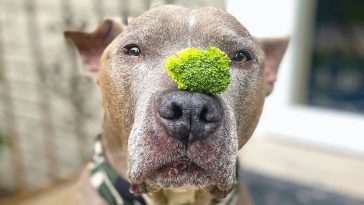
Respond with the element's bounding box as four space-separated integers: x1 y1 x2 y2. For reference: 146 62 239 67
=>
143 189 199 205
101 119 129 179
144 189 219 205
163 189 197 205
141 181 238 205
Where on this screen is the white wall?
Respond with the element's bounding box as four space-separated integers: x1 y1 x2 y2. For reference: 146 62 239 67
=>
227 0 364 158
226 0 295 37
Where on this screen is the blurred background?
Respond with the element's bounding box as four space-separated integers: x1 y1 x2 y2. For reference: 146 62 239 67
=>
0 0 363 204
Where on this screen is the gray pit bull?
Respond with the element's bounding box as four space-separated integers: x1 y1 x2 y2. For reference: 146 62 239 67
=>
64 5 288 205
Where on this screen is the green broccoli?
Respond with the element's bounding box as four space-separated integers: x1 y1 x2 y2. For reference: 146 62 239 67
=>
165 47 231 95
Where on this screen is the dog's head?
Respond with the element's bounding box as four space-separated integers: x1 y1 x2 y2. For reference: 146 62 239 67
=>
65 5 288 198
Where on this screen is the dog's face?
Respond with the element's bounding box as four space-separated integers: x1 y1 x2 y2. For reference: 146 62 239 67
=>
65 5 288 198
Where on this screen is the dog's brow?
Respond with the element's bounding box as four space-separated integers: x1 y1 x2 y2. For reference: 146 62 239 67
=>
121 30 154 46
218 35 256 54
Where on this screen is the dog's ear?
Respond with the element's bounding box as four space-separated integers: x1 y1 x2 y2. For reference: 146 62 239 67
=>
257 37 289 96
64 19 123 81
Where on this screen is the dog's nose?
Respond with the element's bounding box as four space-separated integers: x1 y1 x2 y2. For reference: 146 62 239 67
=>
157 91 223 144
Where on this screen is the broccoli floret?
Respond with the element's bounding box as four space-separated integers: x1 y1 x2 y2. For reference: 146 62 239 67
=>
165 47 231 95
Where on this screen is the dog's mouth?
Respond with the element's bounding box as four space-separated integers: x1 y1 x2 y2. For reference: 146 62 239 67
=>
155 159 205 177
130 156 217 193
149 155 210 180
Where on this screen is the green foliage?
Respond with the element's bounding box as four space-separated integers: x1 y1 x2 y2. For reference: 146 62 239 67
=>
0 132 7 149
165 47 231 95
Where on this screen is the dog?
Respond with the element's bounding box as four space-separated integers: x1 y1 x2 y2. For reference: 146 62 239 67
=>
64 5 288 205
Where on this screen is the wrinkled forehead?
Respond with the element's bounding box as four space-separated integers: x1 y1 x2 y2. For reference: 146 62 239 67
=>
124 5 255 49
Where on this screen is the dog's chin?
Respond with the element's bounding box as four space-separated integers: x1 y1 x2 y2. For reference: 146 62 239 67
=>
129 160 235 198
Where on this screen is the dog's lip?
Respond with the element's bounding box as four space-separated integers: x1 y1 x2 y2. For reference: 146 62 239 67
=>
155 159 204 176
139 155 210 180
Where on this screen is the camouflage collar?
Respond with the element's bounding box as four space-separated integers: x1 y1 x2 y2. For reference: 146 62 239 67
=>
88 135 146 205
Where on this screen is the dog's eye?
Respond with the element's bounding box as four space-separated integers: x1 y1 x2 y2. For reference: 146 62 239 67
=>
125 46 141 56
231 50 252 62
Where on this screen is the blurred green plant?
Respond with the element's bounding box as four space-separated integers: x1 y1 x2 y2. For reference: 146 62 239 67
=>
0 132 8 150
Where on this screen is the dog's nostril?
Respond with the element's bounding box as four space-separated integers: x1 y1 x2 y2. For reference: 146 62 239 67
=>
171 104 183 120
159 103 183 120
199 107 209 122
157 98 183 120
199 106 222 123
